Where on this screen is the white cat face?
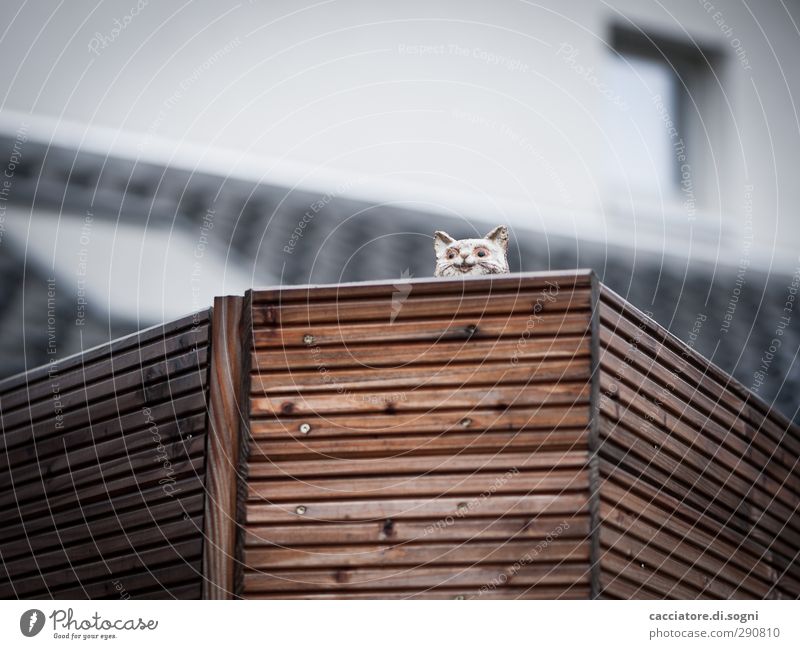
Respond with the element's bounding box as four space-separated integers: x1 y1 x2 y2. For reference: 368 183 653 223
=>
434 225 509 277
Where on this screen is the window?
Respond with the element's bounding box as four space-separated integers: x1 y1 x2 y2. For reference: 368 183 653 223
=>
605 25 721 210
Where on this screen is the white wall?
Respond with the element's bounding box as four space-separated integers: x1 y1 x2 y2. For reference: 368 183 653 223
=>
1 0 798 270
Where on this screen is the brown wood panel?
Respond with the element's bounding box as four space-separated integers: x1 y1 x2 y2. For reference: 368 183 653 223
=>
599 288 800 458
0 346 208 432
0 393 208 481
597 467 782 596
2 369 208 452
0 310 212 600
0 327 209 416
596 413 798 543
597 360 799 512
599 319 798 482
598 525 751 599
0 311 209 396
0 493 205 563
241 273 595 599
597 287 799 599
599 500 772 598
1 412 208 495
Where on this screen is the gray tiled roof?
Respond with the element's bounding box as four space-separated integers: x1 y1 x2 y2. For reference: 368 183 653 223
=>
1 135 797 422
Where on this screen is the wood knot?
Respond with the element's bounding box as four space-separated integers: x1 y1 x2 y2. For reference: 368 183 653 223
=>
382 519 395 538
280 401 295 415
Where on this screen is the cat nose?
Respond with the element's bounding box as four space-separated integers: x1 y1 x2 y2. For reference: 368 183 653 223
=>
460 250 470 259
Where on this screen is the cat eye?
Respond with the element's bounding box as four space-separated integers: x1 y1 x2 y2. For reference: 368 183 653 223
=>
446 249 458 259
474 247 489 258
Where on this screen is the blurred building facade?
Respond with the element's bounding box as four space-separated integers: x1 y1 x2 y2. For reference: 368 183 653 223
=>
0 0 798 420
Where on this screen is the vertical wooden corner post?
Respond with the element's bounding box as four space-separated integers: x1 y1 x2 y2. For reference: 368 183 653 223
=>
202 295 249 599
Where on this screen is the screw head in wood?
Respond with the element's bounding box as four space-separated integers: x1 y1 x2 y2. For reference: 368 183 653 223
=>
299 423 312 435
453 595 465 600
460 417 472 428
295 505 307 515
303 334 315 345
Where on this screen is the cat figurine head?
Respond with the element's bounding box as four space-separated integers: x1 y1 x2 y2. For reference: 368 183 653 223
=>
433 225 509 277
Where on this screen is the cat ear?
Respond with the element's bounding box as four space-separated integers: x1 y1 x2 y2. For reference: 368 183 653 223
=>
484 225 508 251
433 230 456 256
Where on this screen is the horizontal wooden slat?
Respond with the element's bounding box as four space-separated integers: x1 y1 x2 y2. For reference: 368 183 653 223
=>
253 288 592 327
253 336 590 372
249 405 590 440
242 562 590 593
255 585 590 599
249 428 589 460
248 470 588 502
246 538 588 569
252 381 591 417
598 358 798 509
251 357 590 394
251 437 588 463
247 493 589 524
248 450 587 479
254 312 591 348
250 270 593 304
39 562 204 600
245 515 590 547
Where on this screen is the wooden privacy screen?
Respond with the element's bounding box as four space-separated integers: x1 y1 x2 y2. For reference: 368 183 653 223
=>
1 271 798 599
596 287 800 599
0 311 212 599
237 271 595 599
